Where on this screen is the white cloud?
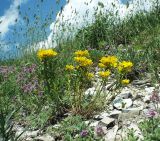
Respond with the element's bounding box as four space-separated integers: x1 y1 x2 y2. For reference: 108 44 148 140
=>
0 0 27 37
33 0 155 50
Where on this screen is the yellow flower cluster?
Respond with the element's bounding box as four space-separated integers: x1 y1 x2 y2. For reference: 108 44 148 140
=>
86 72 94 79
121 79 130 85
74 50 89 57
99 56 118 68
65 50 94 81
98 63 106 68
74 57 93 67
118 61 133 72
37 49 58 59
99 70 111 78
65 65 75 71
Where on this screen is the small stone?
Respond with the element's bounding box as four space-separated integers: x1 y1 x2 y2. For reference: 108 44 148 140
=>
16 130 39 140
93 112 109 120
115 134 122 141
53 124 61 129
132 79 151 85
25 137 33 141
90 121 99 127
109 110 122 119
122 106 143 113
105 125 119 141
84 120 90 125
119 107 141 121
35 134 55 141
126 121 131 126
113 98 133 110
99 117 115 128
145 87 155 95
117 88 133 99
143 95 151 103
133 100 144 107
133 93 144 100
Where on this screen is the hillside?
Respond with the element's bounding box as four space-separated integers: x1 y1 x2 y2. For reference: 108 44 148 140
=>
0 1 160 141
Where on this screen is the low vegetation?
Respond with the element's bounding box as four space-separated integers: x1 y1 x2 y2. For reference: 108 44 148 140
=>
0 0 160 140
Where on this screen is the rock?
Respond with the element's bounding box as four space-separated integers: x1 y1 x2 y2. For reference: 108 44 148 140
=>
90 121 99 127
145 103 156 109
100 112 109 119
99 117 115 128
133 100 144 107
115 134 122 141
113 98 133 110
122 106 143 113
132 79 151 85
52 124 61 129
35 134 55 141
84 120 90 125
109 110 122 119
145 87 155 95
94 112 109 120
16 129 39 140
104 125 119 141
133 93 144 100
117 88 133 99
25 137 33 141
143 95 151 103
118 107 142 121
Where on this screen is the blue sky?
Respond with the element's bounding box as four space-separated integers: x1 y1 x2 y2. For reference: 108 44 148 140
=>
0 0 153 59
0 0 66 59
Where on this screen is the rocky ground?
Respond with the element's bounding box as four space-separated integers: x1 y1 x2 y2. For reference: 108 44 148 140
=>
13 76 160 141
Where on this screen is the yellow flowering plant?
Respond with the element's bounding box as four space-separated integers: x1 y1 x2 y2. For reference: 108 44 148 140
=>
37 48 62 113
65 51 135 117
99 56 118 68
98 70 111 79
118 61 133 73
117 61 133 87
65 65 75 71
86 72 94 80
65 50 98 115
74 57 93 67
121 79 130 85
74 50 90 57
37 49 58 60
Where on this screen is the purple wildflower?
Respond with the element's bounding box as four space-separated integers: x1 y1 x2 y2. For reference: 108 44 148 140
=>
80 130 88 137
145 109 158 118
95 126 104 136
150 91 160 103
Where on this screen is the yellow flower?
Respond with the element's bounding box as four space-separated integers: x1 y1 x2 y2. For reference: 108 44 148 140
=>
118 61 133 72
98 63 106 68
121 79 130 85
37 49 57 59
99 70 111 78
74 57 93 67
75 66 80 70
86 72 94 79
65 65 75 71
74 50 89 57
100 56 118 68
